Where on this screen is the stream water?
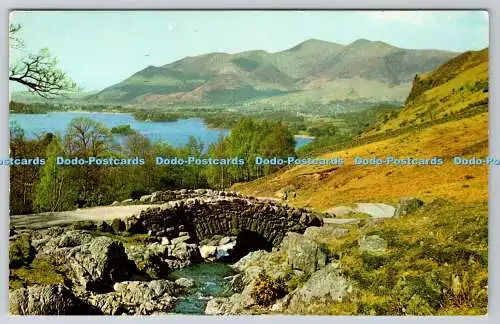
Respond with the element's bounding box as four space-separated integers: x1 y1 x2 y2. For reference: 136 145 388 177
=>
169 262 236 314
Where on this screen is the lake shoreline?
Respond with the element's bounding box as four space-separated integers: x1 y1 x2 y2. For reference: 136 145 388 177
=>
10 111 313 149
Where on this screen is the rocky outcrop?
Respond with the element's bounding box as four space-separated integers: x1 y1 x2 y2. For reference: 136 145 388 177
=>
42 230 94 251
125 235 201 278
9 284 97 315
88 280 179 315
287 262 353 310
303 227 349 242
207 226 359 315
66 236 138 291
232 250 268 272
125 244 170 278
359 235 387 253
281 232 328 274
175 277 195 288
205 297 233 315
199 236 237 261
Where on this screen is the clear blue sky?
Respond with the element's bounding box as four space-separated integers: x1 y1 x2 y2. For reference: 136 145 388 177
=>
10 10 489 92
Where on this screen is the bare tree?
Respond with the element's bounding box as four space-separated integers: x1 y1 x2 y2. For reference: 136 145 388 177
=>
9 23 78 98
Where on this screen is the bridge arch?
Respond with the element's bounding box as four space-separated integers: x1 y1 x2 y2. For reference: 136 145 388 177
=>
128 195 322 248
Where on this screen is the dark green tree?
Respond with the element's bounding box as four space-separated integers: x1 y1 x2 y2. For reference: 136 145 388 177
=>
33 139 77 212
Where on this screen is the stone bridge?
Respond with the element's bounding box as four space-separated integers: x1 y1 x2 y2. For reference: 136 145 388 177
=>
123 189 323 248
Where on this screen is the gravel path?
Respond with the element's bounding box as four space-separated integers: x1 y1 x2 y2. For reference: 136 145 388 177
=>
10 205 157 229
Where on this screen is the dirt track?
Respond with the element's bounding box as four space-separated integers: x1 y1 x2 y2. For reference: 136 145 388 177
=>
10 205 157 229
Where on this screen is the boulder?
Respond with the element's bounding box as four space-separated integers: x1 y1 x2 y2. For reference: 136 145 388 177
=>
56 230 94 248
170 234 192 245
97 221 114 233
126 241 200 277
231 250 268 272
121 198 134 205
140 194 152 203
113 279 178 299
216 241 237 260
288 262 352 309
358 235 387 253
124 216 144 234
169 242 201 268
175 277 195 288
303 226 349 243
111 218 125 232
150 191 164 203
125 244 170 278
67 236 138 291
205 297 232 315
200 245 217 260
90 280 178 315
30 227 65 242
281 232 328 274
219 236 237 245
9 284 96 315
270 294 293 313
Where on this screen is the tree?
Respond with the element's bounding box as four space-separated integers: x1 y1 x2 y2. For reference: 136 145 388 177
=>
259 122 296 176
33 139 77 212
205 134 232 190
179 136 206 188
64 117 113 206
65 117 112 156
9 23 78 98
227 117 259 181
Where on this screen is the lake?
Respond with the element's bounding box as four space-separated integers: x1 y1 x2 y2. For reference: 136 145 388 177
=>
9 112 312 150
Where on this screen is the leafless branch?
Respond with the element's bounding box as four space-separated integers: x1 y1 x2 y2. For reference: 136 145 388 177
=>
9 48 78 98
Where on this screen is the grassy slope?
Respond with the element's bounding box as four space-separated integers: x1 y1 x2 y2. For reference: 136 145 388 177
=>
234 113 488 210
364 49 488 135
288 201 487 315
233 49 489 211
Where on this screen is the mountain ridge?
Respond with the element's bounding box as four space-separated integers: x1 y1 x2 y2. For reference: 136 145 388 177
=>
91 38 459 105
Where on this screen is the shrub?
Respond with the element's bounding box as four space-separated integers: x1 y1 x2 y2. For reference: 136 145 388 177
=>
251 273 287 306
9 234 36 268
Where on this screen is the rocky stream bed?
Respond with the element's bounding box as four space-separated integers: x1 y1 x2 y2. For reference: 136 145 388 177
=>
9 190 426 315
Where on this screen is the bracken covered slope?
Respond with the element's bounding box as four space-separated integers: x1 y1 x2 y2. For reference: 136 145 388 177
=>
233 49 489 210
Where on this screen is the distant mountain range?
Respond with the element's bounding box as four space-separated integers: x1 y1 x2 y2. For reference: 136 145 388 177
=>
90 39 458 105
